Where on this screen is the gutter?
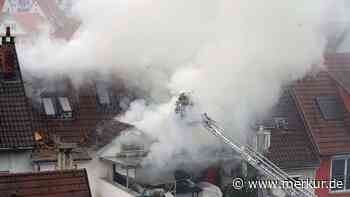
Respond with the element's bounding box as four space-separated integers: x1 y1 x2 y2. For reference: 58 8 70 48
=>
0 146 34 151
289 88 321 166
32 157 92 163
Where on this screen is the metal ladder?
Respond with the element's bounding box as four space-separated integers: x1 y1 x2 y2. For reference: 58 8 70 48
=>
201 113 316 197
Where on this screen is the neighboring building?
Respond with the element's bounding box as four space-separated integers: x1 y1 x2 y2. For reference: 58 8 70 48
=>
0 27 35 173
291 53 350 197
1 0 34 13
261 89 320 180
96 125 227 197
0 0 79 40
0 169 92 197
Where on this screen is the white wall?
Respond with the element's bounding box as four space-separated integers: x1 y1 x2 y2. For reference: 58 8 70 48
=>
0 151 33 173
34 160 91 172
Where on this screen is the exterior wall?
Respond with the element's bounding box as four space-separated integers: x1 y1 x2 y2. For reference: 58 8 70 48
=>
97 179 136 197
85 159 137 197
0 150 32 173
286 168 316 180
315 157 350 197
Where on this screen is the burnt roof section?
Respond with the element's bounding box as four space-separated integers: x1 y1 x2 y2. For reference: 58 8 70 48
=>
0 169 92 197
0 27 35 149
28 78 133 145
87 119 134 150
264 89 320 169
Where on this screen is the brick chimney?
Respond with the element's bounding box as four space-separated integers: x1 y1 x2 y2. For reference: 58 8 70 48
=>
1 27 17 81
57 142 76 170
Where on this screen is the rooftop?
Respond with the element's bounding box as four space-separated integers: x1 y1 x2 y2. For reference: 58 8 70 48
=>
0 27 35 149
263 88 320 169
292 55 350 156
0 169 92 197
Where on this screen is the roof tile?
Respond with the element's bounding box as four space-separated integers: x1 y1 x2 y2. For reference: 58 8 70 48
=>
0 169 92 197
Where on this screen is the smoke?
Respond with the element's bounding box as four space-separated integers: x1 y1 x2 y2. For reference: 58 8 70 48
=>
13 0 350 195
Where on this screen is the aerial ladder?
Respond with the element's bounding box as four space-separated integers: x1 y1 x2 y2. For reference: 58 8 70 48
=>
201 113 316 197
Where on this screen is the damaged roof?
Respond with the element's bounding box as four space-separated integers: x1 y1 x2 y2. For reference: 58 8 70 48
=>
29 79 133 145
0 169 92 197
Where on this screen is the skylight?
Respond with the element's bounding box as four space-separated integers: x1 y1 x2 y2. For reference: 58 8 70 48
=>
316 96 345 121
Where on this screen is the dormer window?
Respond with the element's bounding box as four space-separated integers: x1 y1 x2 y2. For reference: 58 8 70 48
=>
58 97 73 119
42 96 73 120
42 97 56 116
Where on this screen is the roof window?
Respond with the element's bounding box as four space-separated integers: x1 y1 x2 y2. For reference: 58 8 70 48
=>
316 96 345 121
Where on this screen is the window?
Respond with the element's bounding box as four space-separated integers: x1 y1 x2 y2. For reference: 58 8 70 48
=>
58 97 73 119
42 96 73 119
316 96 345 121
274 117 288 130
255 127 271 153
331 158 348 191
95 82 121 113
96 83 111 105
42 97 56 116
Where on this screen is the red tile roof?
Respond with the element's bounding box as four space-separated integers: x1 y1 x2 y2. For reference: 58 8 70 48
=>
264 89 320 169
0 0 5 11
33 0 63 25
87 120 134 150
0 169 92 197
12 12 46 33
33 0 80 40
293 55 350 156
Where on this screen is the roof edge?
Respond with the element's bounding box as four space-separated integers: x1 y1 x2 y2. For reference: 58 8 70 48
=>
290 88 321 162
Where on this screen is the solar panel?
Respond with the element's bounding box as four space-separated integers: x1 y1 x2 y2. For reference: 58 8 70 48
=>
96 83 111 105
316 96 345 120
58 97 72 112
42 98 56 116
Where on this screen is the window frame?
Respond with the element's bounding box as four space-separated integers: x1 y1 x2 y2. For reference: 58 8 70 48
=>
273 117 288 130
41 96 73 120
315 96 345 121
330 156 350 193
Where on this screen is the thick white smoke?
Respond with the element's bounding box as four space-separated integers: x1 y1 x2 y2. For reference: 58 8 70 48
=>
14 0 349 196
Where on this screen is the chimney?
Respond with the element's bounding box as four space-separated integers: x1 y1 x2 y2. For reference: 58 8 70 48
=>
1 27 17 81
255 126 271 154
2 26 15 45
57 142 76 170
